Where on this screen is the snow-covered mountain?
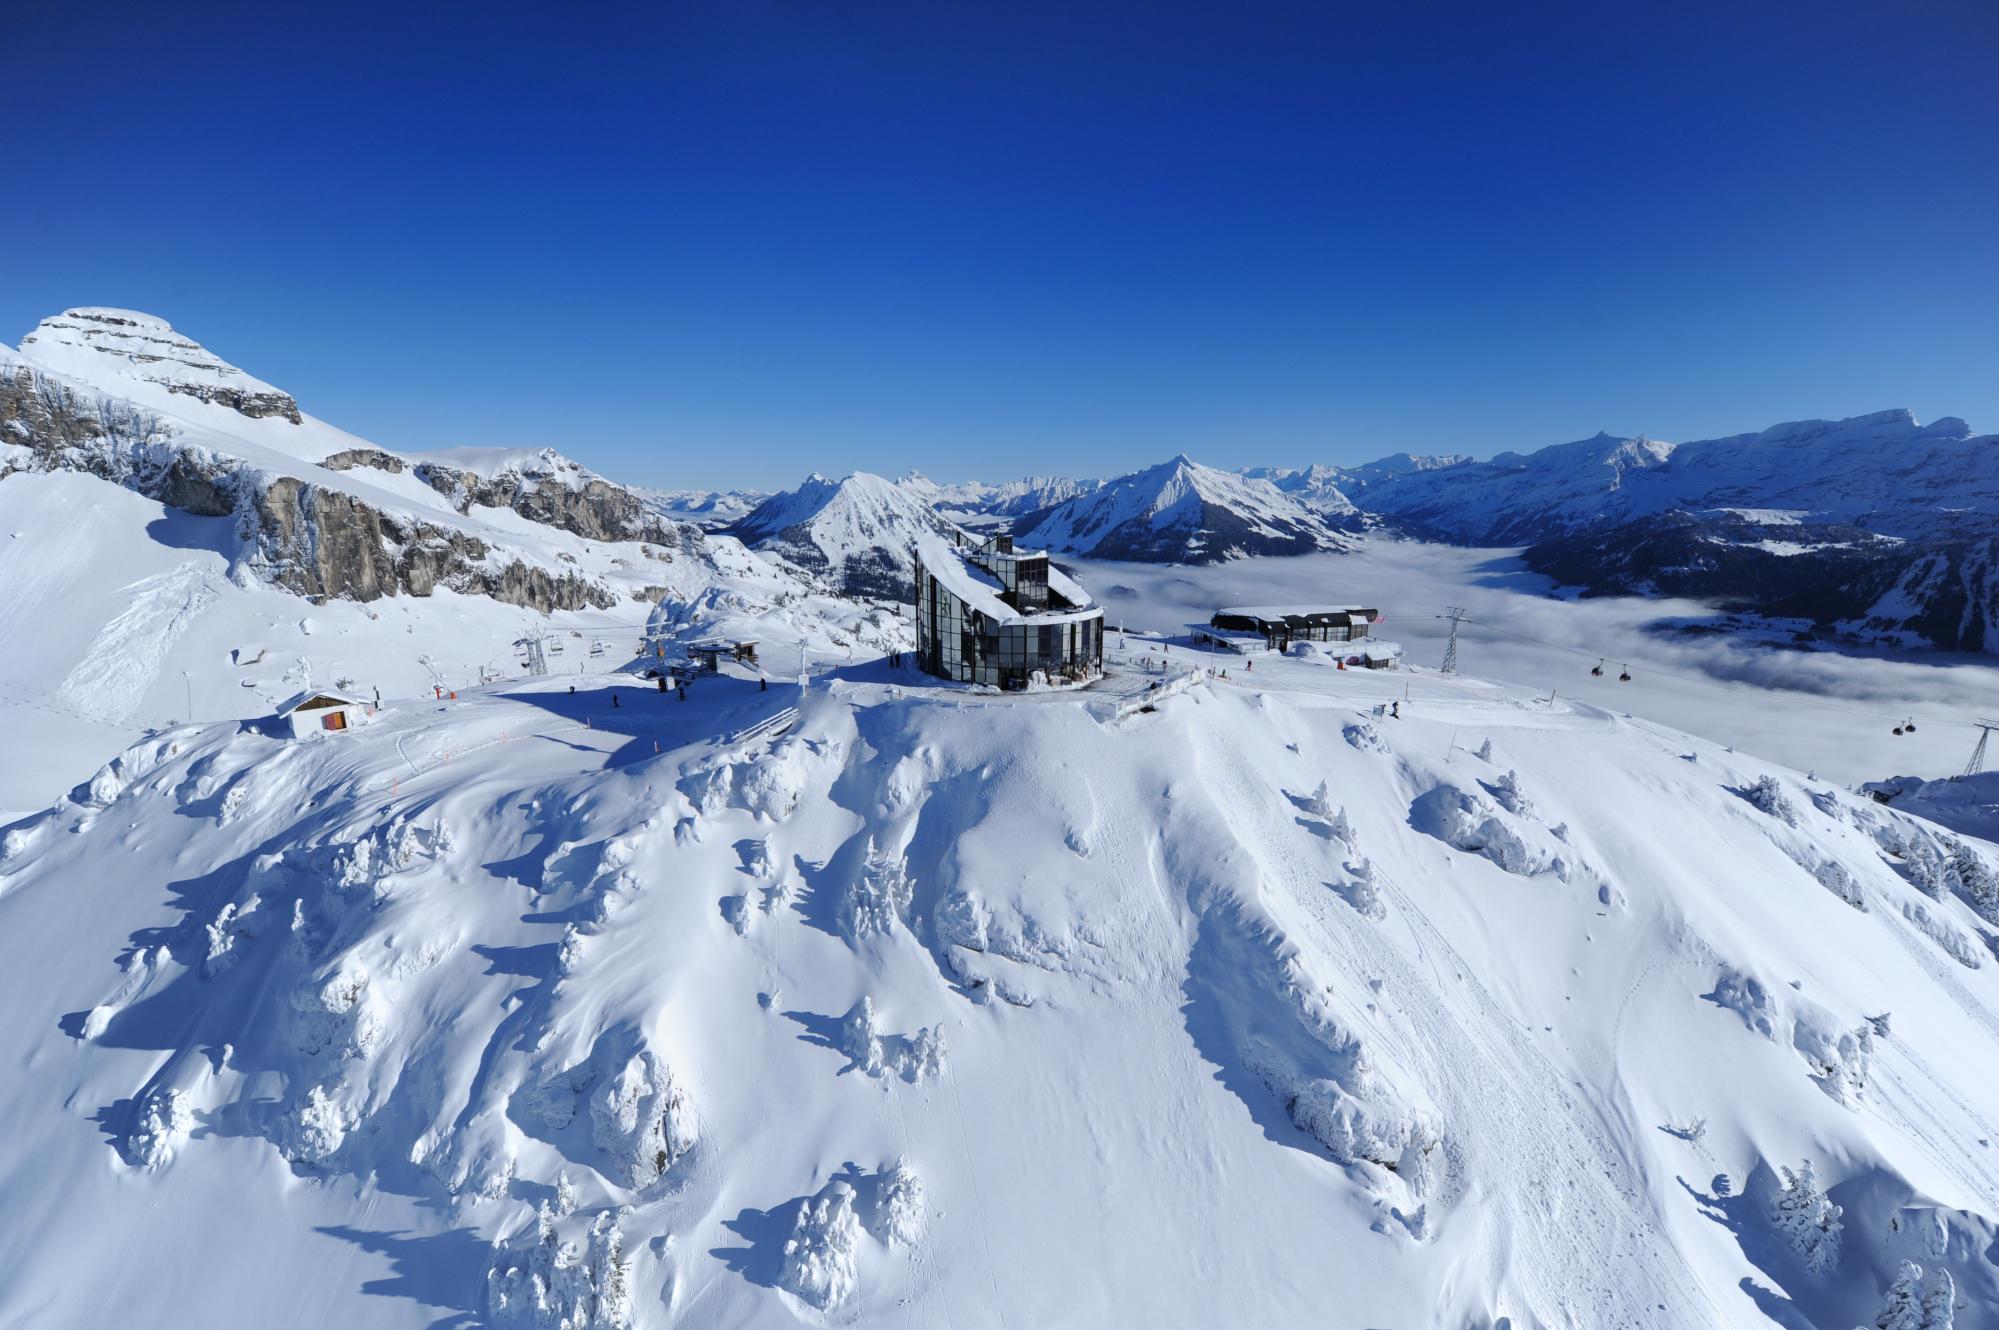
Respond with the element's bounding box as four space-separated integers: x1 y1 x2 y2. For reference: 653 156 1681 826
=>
901 471 1106 522
1359 410 1996 545
1012 454 1358 563
1351 410 1999 650
644 485 768 528
728 471 962 598
1243 453 1469 510
6 638 1999 1327
0 308 874 811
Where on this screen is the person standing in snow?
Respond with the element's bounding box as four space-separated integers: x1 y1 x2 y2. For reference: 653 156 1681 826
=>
612 693 620 708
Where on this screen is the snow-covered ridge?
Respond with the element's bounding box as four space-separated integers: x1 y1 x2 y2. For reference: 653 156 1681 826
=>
19 308 301 424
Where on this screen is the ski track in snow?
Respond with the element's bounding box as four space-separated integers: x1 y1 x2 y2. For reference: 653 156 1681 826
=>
54 561 217 724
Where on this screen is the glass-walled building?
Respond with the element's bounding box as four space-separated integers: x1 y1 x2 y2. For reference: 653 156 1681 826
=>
912 531 1104 689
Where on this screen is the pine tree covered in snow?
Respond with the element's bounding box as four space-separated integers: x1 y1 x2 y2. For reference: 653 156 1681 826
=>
1746 775 1800 826
125 1086 194 1168
1487 769 1533 817
1875 1259 1925 1330
841 837 912 942
1920 1267 1957 1329
1950 840 1999 923
1772 1159 1843 1274
779 1184 863 1310
487 1201 636 1329
843 996 886 1077
872 1157 927 1248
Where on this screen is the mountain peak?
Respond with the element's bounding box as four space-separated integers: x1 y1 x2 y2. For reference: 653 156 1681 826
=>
18 308 301 424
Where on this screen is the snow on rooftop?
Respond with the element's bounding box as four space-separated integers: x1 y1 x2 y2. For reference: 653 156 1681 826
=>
1217 605 1371 619
913 531 1100 626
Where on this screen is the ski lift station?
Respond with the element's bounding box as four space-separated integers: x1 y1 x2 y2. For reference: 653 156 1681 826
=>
912 531 1105 689
277 690 371 739
688 639 759 673
1200 606 1380 653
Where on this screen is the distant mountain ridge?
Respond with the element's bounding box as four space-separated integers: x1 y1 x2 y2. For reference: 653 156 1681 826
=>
728 471 962 598
1010 454 1360 563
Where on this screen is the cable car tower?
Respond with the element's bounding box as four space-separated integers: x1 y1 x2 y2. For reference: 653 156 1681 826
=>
1959 719 1999 781
1438 606 1473 675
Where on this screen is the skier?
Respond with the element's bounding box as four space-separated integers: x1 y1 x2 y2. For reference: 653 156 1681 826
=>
678 685 688 702
760 675 767 692
612 693 620 709
1246 659 1253 672
657 676 667 693
1391 700 1400 719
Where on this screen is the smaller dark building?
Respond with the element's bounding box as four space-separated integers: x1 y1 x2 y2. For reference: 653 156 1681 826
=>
1206 605 1377 652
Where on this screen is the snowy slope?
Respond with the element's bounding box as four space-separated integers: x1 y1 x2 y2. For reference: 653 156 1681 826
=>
728 472 961 598
1013 454 1357 563
0 310 839 812
6 641 1999 1328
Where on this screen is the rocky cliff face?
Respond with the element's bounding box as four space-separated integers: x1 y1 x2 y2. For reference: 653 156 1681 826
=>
0 360 632 611
325 444 692 549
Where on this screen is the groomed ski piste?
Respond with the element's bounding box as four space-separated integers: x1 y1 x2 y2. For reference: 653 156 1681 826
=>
3 631 1999 1329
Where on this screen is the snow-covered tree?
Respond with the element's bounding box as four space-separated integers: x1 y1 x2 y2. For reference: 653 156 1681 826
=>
1746 775 1799 827
872 1158 927 1248
1302 781 1335 820
1473 738 1493 762
1950 841 1999 923
1920 1266 1956 1329
1772 1159 1842 1274
841 837 912 942
779 1184 863 1310
487 1201 635 1329
1487 769 1533 817
553 1170 578 1218
125 1086 194 1168
1875 1259 1924 1330
843 996 885 1077
1338 857 1386 920
585 1210 634 1329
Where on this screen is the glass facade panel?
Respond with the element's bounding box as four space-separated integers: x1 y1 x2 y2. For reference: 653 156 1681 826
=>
916 543 1104 691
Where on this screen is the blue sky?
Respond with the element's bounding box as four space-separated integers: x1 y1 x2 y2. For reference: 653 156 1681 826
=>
5 1 1996 490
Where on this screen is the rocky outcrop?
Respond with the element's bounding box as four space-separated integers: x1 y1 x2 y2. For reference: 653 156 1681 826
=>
412 456 689 548
320 447 406 474
2 365 621 612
